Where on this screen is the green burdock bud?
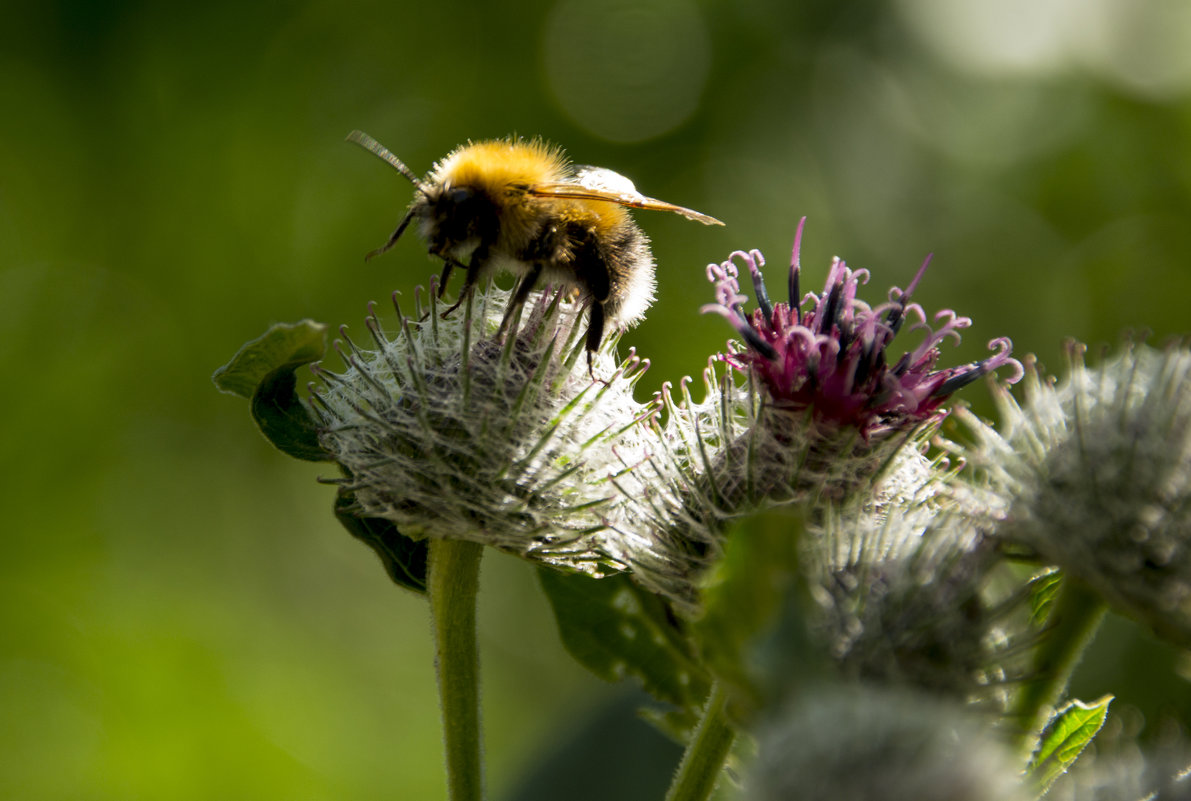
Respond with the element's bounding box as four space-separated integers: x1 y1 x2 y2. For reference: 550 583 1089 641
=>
312 283 662 577
957 340 1191 647
745 685 1027 801
805 466 1034 707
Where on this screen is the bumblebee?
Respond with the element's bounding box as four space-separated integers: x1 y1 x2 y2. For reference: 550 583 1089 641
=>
347 130 723 362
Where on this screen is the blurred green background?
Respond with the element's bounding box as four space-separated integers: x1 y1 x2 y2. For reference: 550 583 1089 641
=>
4 0 1191 798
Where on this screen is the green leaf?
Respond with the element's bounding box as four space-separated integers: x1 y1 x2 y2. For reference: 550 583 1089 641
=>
213 320 328 398
213 320 330 461
1030 695 1113 795
537 568 710 726
693 508 816 718
1028 569 1064 628
250 363 329 461
334 489 428 594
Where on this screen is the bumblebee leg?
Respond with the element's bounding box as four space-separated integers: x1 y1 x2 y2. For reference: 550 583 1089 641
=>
364 208 415 262
442 246 490 317
585 301 606 354
497 263 544 338
583 302 608 380
436 258 462 298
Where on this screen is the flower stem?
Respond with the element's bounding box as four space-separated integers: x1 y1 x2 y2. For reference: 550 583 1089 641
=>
429 538 485 801
664 682 737 801
1012 577 1107 762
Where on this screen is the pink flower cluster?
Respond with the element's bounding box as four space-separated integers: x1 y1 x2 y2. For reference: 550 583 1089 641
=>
703 219 1022 438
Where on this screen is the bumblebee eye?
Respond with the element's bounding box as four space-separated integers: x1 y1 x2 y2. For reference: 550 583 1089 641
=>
440 186 482 219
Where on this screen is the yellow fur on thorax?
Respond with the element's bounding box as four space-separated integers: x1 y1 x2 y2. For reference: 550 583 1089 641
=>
434 139 567 193
433 139 631 235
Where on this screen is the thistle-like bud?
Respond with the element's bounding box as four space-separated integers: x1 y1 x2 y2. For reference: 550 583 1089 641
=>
804 472 1034 707
745 686 1027 801
957 340 1191 646
313 284 663 577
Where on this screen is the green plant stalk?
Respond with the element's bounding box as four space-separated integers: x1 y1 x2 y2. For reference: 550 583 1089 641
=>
429 538 485 801
664 682 737 801
1012 577 1107 762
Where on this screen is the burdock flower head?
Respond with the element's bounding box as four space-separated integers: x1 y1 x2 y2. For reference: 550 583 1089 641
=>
312 284 663 578
746 686 1028 801
621 220 1023 609
215 281 667 590
693 216 1022 510
956 339 1191 646
806 486 1040 708
702 218 1022 439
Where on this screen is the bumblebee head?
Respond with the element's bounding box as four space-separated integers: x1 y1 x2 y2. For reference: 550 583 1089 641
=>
423 182 500 257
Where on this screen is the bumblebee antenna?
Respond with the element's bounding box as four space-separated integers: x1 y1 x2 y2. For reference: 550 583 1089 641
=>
347 130 431 196
364 207 415 261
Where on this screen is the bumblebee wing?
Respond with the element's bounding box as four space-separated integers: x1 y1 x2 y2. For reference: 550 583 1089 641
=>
528 166 724 226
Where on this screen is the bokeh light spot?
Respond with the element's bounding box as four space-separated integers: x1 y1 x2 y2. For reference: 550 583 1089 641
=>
896 0 1191 98
542 0 710 143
